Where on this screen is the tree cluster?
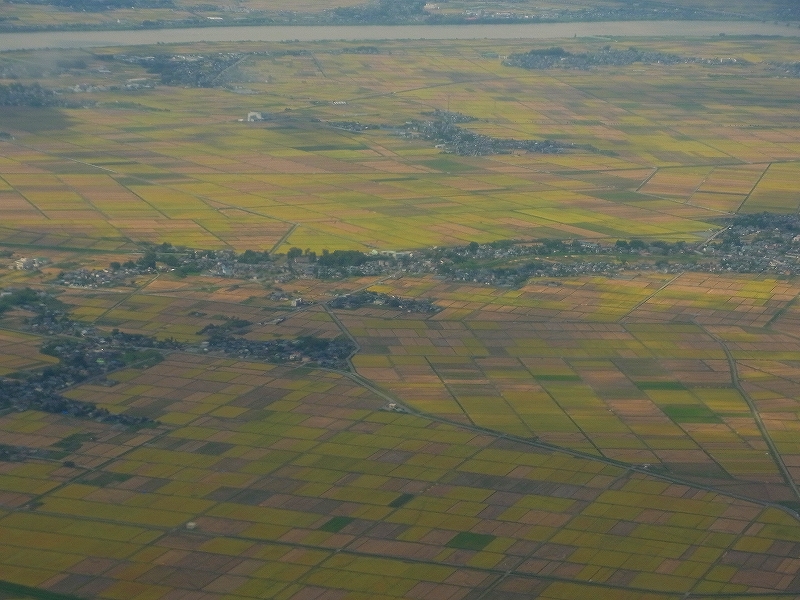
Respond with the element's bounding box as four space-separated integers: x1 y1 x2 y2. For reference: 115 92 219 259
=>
0 82 83 108
316 250 376 268
126 53 243 87
409 114 563 156
331 0 426 24
18 0 172 10
0 319 160 428
339 46 380 55
504 47 745 71
328 291 439 313
205 333 355 370
0 288 40 315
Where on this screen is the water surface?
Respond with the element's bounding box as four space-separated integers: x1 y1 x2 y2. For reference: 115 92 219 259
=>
0 21 798 51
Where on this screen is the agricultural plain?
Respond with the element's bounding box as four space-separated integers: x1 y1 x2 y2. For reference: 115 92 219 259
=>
2 33 800 599
2 37 800 253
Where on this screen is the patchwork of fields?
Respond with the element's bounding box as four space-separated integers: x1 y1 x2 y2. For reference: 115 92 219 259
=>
2 37 800 254
2 34 800 599
348 276 799 497
3 357 800 599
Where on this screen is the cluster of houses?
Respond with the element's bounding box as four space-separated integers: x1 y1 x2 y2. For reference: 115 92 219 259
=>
9 257 48 271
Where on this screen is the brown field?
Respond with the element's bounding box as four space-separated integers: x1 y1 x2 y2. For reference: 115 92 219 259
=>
0 329 58 376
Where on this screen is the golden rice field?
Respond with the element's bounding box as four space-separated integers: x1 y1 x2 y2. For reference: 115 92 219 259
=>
0 330 59 377
3 33 800 600
2 37 800 254
1 356 800 599
343 288 798 496
348 273 800 494
0 266 798 598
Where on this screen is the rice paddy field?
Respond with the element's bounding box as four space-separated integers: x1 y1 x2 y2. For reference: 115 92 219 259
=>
2 32 800 599
1 37 800 253
346 286 793 495
0 330 59 378
2 356 800 599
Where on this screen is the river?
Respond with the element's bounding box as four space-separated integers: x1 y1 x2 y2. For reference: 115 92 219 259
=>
0 20 799 51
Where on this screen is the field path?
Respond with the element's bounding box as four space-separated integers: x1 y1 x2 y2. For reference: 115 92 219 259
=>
319 271 403 368
321 303 360 366
736 161 773 213
616 271 685 323
270 223 298 254
697 321 800 505
90 273 160 325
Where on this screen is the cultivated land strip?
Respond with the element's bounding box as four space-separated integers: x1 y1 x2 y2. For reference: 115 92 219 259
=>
617 271 686 323
270 223 299 255
90 274 160 325
696 322 800 505
7 505 788 600
0 131 405 251
737 162 774 214
337 349 800 516
3 316 800 597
